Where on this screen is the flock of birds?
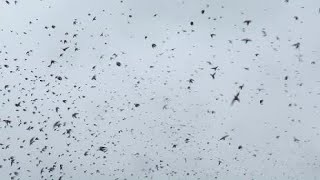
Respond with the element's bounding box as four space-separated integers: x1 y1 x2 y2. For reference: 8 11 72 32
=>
0 0 320 180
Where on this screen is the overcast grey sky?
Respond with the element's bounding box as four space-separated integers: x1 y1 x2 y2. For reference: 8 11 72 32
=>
1 0 320 179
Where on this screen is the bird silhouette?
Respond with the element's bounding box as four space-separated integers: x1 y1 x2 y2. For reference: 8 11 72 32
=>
231 92 240 105
219 135 229 141
292 42 300 49
243 20 252 25
210 73 216 79
242 38 252 43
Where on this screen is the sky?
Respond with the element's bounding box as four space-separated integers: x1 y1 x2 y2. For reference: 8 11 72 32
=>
1 0 320 179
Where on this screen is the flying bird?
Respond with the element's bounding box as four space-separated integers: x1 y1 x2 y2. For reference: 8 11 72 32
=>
72 113 79 118
292 42 300 49
231 92 240 105
243 20 252 25
3 120 11 125
210 73 216 79
219 135 229 141
98 146 108 152
242 38 252 43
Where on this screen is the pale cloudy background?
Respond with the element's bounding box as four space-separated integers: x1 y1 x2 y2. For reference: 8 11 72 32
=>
1 0 320 179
